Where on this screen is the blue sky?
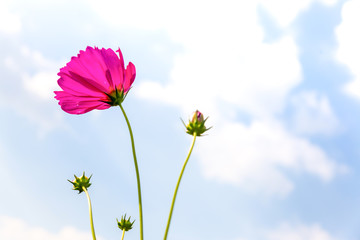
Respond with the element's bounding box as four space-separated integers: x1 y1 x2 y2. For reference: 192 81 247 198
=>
1 0 360 239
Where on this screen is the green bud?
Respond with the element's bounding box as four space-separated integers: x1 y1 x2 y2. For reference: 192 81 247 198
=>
68 172 92 194
182 110 211 136
117 214 135 231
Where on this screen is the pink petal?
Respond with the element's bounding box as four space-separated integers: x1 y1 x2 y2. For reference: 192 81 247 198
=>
65 47 114 91
54 91 111 114
100 48 122 90
57 70 108 97
123 62 136 92
116 48 126 88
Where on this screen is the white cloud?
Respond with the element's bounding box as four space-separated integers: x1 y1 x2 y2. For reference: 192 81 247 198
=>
259 0 338 28
23 71 60 100
267 223 337 240
0 216 103 240
0 46 65 137
90 0 337 33
0 1 21 34
318 0 337 6
233 222 339 240
258 0 313 28
197 119 342 196
134 5 302 119
17 46 63 101
92 0 344 196
335 0 360 99
291 91 339 135
3 46 63 98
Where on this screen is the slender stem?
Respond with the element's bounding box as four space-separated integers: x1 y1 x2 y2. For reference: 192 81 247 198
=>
163 133 197 240
82 186 96 240
119 104 144 240
121 229 126 240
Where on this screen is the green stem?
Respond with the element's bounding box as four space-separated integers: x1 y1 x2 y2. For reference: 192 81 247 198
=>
82 186 96 240
121 229 126 240
163 133 197 240
119 104 144 240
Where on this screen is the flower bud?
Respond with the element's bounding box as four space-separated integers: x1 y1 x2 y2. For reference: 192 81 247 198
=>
68 172 92 194
183 110 211 136
117 214 135 231
191 110 204 123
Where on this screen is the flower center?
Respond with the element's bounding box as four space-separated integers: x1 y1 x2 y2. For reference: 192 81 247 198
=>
106 88 126 106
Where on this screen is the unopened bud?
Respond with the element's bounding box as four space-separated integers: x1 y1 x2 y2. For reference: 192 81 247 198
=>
117 214 135 231
191 110 204 123
68 172 92 194
183 110 211 136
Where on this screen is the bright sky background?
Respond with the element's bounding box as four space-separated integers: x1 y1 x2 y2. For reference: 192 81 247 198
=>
1 0 360 239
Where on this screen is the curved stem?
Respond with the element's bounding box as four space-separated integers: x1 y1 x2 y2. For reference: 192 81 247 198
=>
163 133 197 240
119 105 144 240
82 186 96 240
121 229 126 240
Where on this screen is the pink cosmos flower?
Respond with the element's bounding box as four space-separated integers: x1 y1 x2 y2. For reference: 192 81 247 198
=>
54 46 136 114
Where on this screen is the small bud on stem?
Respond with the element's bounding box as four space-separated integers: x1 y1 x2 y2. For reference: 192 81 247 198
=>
117 214 135 231
182 110 211 136
68 172 92 193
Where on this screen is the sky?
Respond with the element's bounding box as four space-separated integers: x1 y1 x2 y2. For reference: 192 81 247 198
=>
0 0 360 239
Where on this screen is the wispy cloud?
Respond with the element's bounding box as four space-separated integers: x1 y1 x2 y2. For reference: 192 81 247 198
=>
266 222 338 240
125 0 345 196
0 1 22 34
290 91 339 136
0 216 103 240
234 222 338 240
336 0 360 99
0 44 65 137
197 119 344 196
